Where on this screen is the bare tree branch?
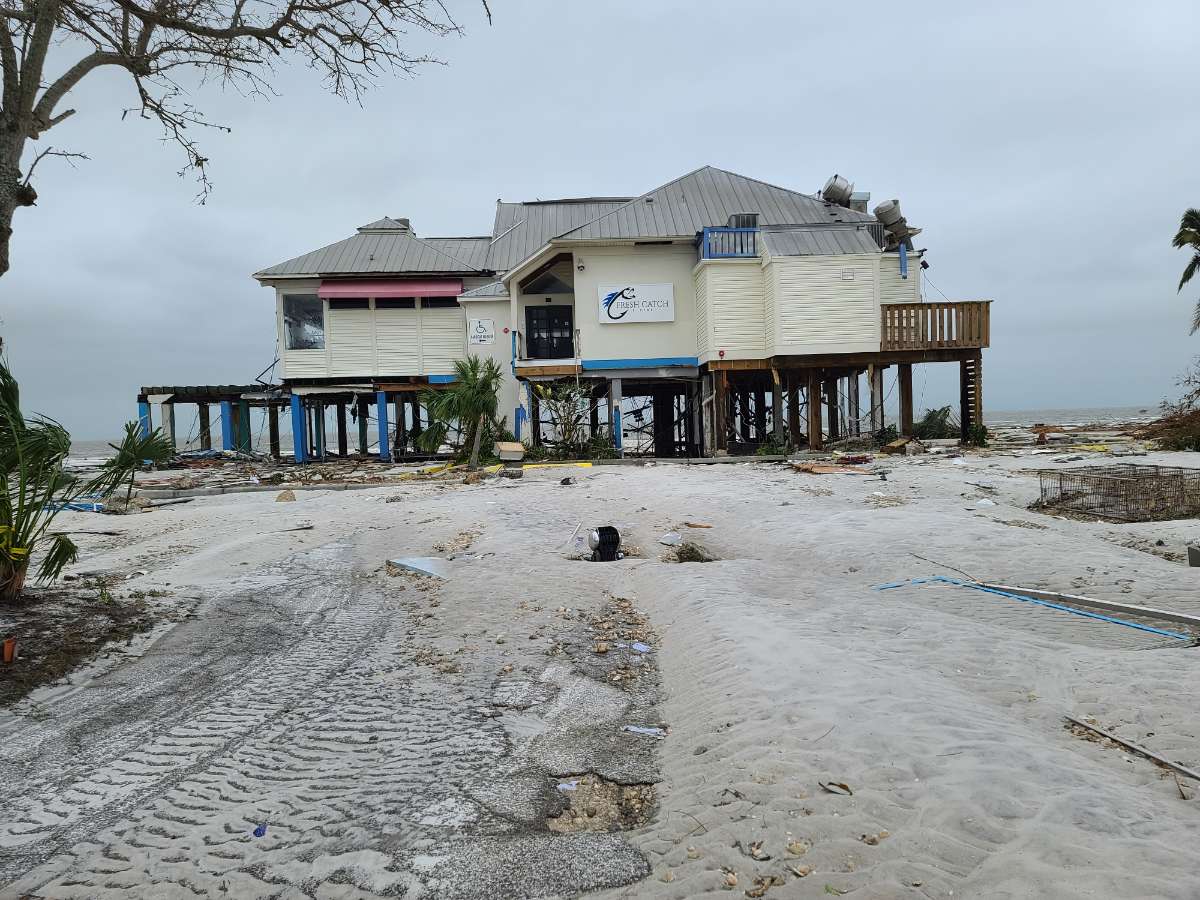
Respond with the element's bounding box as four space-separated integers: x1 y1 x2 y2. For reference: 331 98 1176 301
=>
0 0 492 277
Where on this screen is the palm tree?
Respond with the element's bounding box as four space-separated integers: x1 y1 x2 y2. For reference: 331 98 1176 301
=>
1173 208 1200 333
0 359 172 602
416 355 504 469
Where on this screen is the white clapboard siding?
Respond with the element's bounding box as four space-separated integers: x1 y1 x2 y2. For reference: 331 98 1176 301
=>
282 349 329 379
762 262 776 356
694 270 710 356
375 307 421 375
879 253 921 304
420 306 466 375
771 254 880 354
705 261 765 357
327 308 376 376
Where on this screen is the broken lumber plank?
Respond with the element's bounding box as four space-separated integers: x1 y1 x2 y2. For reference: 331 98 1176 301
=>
1064 715 1200 783
980 583 1200 630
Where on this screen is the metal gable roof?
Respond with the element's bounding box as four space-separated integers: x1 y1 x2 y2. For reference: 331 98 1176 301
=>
485 198 633 270
557 166 876 242
760 225 883 257
254 225 491 278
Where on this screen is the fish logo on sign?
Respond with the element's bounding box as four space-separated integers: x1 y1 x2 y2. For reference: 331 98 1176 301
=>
601 287 636 321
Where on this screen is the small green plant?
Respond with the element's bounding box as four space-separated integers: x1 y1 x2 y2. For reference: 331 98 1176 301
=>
755 437 790 456
0 358 164 602
967 422 989 447
416 355 504 469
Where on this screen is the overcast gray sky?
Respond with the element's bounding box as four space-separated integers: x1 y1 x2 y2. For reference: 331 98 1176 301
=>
2 0 1198 438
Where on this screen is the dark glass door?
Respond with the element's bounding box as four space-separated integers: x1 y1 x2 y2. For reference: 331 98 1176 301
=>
525 305 574 359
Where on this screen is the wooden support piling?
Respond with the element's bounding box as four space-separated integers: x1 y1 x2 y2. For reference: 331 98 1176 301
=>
336 403 348 457
824 377 839 442
268 404 281 459
786 372 801 447
197 403 212 451
806 370 823 450
771 369 784 444
898 363 914 437
847 372 861 437
357 397 370 454
714 370 728 454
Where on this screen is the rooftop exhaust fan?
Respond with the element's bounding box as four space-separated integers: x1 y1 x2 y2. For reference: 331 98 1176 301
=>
588 526 622 562
821 174 854 207
872 198 922 250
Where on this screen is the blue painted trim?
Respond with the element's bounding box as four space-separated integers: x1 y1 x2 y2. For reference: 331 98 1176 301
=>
700 226 758 259
289 395 307 463
510 330 517 375
581 357 698 371
219 400 235 451
428 374 457 384
137 402 152 440
612 407 623 452
376 391 391 462
899 243 909 279
514 405 524 442
879 576 1191 642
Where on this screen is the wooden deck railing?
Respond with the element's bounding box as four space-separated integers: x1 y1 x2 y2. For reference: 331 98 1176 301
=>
881 301 991 351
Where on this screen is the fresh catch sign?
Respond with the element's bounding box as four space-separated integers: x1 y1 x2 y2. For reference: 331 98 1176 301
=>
597 283 675 323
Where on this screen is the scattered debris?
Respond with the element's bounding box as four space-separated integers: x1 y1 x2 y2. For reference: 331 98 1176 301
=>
386 557 450 579
673 541 718 563
818 781 853 796
881 436 925 456
622 724 667 738
659 531 682 546
1065 715 1200 783
560 476 575 486
791 462 872 475
253 824 267 838
545 773 655 833
859 830 890 845
786 839 809 856
745 874 785 897
788 864 814 878
589 526 622 562
275 490 297 502
498 468 524 479
495 441 525 462
684 522 713 528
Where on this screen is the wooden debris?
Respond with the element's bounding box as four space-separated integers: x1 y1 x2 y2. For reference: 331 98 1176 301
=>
1065 715 1200 783
791 462 872 475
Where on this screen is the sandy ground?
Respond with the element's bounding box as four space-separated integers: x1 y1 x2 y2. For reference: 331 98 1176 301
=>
3 451 1200 899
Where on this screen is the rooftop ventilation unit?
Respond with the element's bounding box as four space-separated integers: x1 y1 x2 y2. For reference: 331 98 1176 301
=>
872 199 922 249
821 174 854 207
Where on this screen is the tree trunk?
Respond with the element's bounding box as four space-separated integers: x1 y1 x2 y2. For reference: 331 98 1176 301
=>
468 412 485 470
0 557 28 604
0 130 30 282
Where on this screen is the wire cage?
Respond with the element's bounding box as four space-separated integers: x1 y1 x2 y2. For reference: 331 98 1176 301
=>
1037 464 1200 522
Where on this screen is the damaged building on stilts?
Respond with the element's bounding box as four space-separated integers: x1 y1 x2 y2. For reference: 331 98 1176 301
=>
136 166 990 459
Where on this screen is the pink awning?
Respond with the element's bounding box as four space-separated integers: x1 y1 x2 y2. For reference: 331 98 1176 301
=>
318 279 463 298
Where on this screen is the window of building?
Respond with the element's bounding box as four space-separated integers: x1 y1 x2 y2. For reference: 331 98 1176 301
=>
421 297 460 309
328 298 369 310
376 297 416 310
282 294 324 349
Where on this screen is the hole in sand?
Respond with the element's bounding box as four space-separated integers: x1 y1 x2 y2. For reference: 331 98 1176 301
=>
547 773 655 833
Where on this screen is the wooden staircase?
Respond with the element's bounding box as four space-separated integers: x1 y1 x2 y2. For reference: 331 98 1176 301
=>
959 356 984 442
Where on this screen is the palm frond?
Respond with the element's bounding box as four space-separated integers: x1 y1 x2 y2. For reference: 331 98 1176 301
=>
36 533 78 583
1180 253 1200 292
1175 209 1200 248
